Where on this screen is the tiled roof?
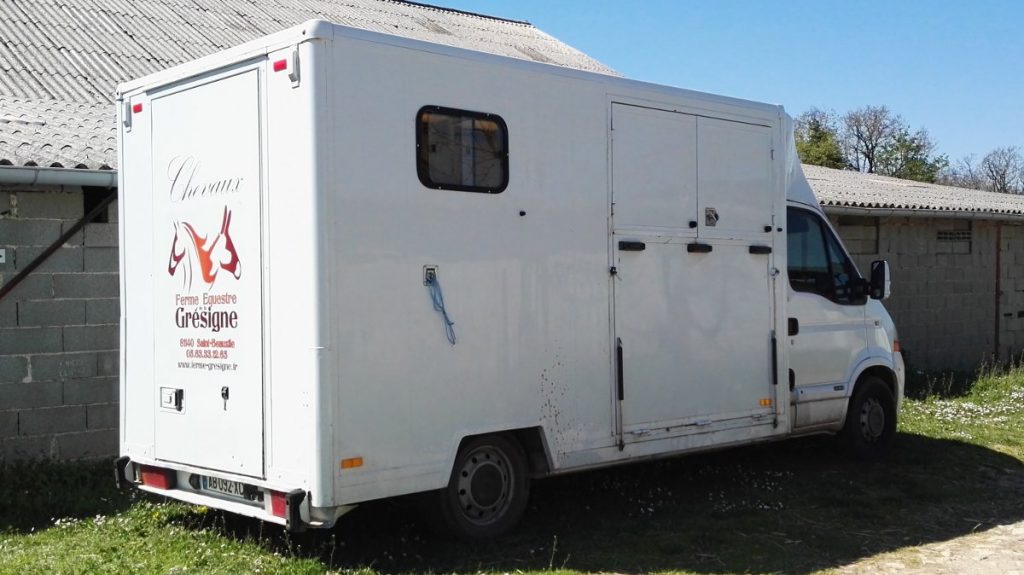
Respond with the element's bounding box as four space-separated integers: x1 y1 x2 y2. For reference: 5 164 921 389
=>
805 164 1024 218
0 0 614 104
0 95 115 169
0 0 616 171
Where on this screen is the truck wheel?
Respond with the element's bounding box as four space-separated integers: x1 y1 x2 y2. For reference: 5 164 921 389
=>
432 434 530 540
840 376 896 459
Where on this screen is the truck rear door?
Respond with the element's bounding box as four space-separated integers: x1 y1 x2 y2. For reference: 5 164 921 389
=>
148 65 265 477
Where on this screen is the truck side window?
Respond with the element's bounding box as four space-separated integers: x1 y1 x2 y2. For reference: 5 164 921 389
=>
787 208 864 305
416 106 508 194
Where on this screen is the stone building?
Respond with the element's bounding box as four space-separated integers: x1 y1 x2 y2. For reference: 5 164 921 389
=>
1 0 1022 463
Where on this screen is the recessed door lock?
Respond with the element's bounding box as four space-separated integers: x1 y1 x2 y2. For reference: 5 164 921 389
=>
160 387 184 412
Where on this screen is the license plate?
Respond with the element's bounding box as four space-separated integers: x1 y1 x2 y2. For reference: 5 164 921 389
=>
201 475 247 499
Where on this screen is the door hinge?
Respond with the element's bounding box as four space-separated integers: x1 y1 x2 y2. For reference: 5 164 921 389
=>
609 266 618 276
771 148 775 160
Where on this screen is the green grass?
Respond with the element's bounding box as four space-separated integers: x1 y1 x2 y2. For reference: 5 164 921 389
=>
2 367 1023 575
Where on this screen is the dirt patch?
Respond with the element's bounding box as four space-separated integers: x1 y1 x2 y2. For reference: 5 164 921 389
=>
836 520 1024 574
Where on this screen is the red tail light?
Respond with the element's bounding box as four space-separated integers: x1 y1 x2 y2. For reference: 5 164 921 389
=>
270 490 287 517
272 59 287 72
132 102 143 114
139 465 175 489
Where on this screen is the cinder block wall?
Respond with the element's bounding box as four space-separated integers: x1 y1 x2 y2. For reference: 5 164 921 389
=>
997 224 1024 361
831 215 1008 372
0 186 119 462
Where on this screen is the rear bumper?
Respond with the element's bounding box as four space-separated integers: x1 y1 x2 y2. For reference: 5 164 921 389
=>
137 482 291 527
115 458 352 531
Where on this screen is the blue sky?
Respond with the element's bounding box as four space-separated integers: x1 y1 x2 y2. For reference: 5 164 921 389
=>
439 0 1023 162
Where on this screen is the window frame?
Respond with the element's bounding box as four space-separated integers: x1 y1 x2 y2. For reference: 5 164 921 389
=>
787 206 867 306
415 105 510 194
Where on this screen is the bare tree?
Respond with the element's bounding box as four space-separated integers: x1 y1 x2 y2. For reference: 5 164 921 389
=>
938 155 986 190
842 106 902 173
980 146 1024 194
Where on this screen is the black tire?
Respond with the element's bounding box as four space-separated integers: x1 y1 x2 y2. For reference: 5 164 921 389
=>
840 376 897 459
429 434 530 540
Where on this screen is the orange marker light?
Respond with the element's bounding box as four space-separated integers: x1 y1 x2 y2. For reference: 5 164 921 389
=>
340 457 363 470
759 398 773 407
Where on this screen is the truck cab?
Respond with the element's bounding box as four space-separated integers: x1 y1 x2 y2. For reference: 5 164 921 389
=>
784 167 904 456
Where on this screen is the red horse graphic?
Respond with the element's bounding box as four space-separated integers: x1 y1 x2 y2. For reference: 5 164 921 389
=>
167 206 242 291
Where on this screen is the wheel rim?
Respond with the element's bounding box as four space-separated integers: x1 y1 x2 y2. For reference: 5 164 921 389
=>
456 444 514 526
859 397 886 442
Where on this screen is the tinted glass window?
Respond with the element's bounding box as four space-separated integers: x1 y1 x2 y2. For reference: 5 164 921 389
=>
825 230 862 304
788 208 864 305
416 106 508 193
787 209 830 294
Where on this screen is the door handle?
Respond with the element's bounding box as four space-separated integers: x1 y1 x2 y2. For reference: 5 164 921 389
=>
618 240 646 252
788 318 799 336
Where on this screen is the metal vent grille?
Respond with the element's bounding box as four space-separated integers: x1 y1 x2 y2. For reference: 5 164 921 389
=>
937 230 972 242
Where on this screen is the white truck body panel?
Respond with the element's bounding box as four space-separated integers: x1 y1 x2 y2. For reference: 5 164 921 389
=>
150 67 265 477
117 20 903 528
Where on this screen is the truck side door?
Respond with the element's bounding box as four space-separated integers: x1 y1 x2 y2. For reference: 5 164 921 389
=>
786 206 867 428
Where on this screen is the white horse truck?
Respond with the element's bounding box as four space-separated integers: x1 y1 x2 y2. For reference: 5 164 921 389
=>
115 19 904 539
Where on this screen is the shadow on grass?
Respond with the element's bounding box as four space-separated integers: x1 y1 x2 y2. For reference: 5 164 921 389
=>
0 459 137 532
197 432 1024 575
8 432 1021 574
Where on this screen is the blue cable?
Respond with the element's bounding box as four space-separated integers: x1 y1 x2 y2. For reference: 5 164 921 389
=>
426 274 457 345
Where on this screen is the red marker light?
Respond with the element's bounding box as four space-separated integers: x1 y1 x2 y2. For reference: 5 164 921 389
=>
272 59 288 72
270 490 287 517
139 465 174 489
132 103 143 114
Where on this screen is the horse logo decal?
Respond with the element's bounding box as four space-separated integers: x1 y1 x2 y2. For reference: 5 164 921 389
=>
167 206 242 292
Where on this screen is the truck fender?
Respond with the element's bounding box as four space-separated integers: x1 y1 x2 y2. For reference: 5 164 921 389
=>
838 357 900 424
440 425 554 487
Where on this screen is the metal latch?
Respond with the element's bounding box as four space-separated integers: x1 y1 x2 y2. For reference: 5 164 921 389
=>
221 386 230 410
288 49 300 88
122 100 132 131
160 387 184 412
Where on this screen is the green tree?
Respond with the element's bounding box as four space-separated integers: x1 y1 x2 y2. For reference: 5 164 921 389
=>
876 127 949 182
795 108 845 169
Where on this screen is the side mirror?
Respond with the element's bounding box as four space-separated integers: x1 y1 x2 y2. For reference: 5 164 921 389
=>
870 260 891 300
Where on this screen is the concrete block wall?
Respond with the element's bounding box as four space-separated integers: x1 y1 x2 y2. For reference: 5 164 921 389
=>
831 215 1004 372
0 186 119 462
997 224 1024 360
